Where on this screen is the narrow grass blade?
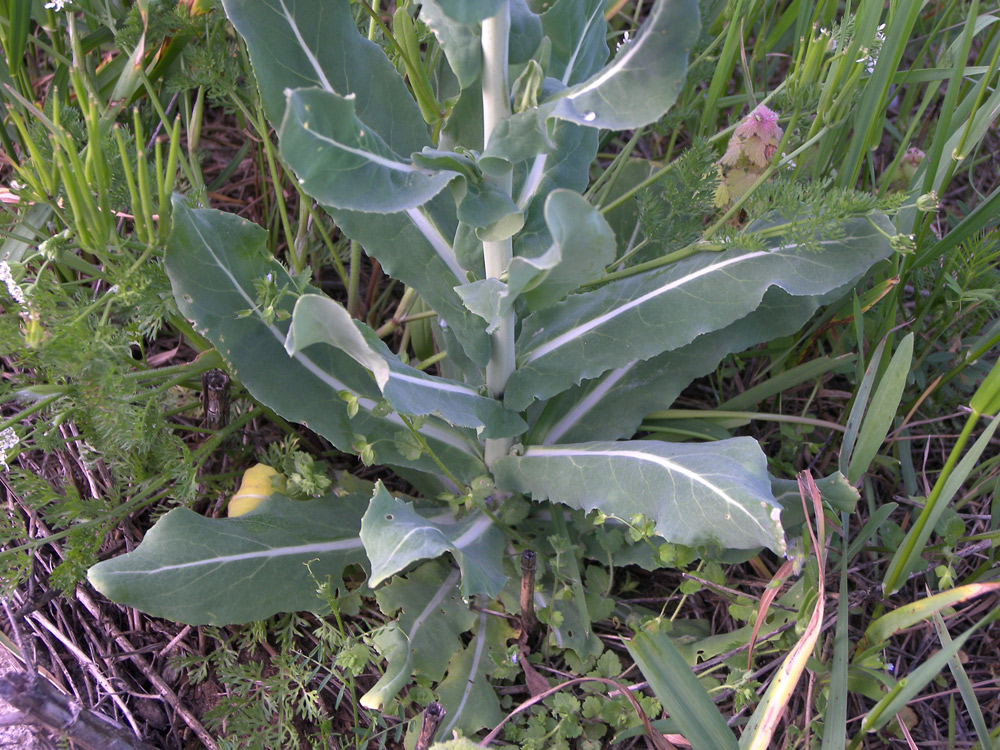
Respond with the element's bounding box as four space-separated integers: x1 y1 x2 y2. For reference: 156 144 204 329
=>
884 417 1000 593
854 607 1000 737
932 612 993 749
839 338 886 479
821 515 850 750
719 355 853 412
858 582 1000 654
627 628 738 750
847 333 913 484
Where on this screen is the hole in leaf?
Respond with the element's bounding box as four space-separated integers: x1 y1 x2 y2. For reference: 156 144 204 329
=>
385 514 394 521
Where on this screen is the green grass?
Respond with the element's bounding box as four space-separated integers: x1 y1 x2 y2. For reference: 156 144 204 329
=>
2 0 999 748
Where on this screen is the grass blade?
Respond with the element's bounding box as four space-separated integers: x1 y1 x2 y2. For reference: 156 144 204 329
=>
821 514 851 750
627 628 739 750
847 333 913 484
932 612 993 749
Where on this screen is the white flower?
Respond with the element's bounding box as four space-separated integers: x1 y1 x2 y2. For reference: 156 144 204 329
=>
44 0 73 10
1 261 26 305
857 24 886 74
0 427 18 471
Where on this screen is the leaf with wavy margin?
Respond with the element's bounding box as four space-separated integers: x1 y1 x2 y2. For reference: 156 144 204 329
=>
544 0 699 129
88 492 369 625
165 198 485 483
221 0 427 153
361 562 473 709
493 438 786 553
286 294 525 439
360 483 507 598
505 215 895 411
279 88 456 212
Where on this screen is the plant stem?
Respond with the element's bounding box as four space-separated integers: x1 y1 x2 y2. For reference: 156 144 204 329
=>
481 2 515 468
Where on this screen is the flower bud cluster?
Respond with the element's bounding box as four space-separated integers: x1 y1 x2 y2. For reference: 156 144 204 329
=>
714 104 783 207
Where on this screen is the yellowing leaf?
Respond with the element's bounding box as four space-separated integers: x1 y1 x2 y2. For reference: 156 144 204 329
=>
228 464 287 517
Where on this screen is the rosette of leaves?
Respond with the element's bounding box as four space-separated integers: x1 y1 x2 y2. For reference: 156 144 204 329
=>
89 0 897 737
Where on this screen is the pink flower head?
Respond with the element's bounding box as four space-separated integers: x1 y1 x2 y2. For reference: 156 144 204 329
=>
733 104 782 142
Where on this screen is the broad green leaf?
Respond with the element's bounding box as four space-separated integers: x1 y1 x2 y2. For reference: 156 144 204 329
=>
360 483 507 598
846 333 913 483
362 562 473 709
511 119 600 260
541 0 609 86
165 199 486 482
456 179 524 241
331 195 491 367
508 0 544 65
286 294 525 439
432 0 503 24
627 628 738 750
419 0 482 89
505 215 896 411
221 0 489 362
278 87 456 213
421 0 540 89
528 288 816 444
221 0 427 155
493 438 786 552
435 610 510 739
455 188 613 332
522 189 616 309
544 0 699 130
87 492 369 625
454 277 512 333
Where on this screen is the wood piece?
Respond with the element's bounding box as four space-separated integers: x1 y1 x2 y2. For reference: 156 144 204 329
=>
519 549 537 640
414 701 445 750
0 671 156 750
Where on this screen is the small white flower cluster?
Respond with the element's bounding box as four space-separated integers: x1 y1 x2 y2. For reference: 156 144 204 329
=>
1 260 26 305
857 24 886 74
818 23 885 73
44 0 73 10
0 427 18 471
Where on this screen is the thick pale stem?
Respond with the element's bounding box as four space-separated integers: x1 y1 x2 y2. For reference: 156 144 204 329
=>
481 3 515 468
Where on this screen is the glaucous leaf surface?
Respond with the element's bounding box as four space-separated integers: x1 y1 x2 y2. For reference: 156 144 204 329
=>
360 483 507 598
435 610 511 738
221 0 427 155
286 294 526 439
279 88 456 213
221 0 490 366
505 215 896 410
362 563 472 709
544 0 700 129
541 0 609 86
87 493 368 625
455 188 614 331
493 438 786 552
433 0 504 24
333 196 491 367
165 199 486 482
527 289 811 444
419 0 482 89
522 188 616 309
